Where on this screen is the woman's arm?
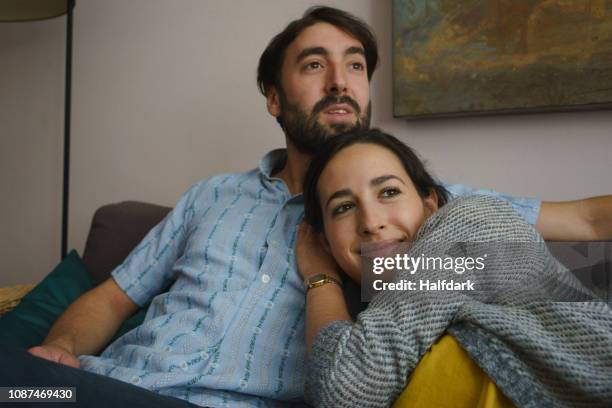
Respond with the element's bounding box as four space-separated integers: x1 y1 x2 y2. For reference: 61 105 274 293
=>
296 223 351 351
305 283 351 350
536 195 612 241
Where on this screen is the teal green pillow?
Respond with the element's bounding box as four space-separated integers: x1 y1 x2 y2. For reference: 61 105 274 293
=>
0 250 147 351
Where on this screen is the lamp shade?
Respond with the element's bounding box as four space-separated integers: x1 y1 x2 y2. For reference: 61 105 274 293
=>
0 0 70 22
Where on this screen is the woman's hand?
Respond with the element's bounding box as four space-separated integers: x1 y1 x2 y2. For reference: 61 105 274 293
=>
296 222 342 282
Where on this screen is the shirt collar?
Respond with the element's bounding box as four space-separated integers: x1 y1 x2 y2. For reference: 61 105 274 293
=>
258 149 304 204
258 148 288 180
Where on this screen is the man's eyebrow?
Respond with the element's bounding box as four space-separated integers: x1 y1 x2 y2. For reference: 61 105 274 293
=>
296 46 365 64
345 46 365 58
325 189 352 210
371 175 405 186
296 47 328 63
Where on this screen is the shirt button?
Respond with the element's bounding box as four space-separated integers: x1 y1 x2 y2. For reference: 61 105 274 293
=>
180 361 188 371
269 239 279 247
261 274 271 284
131 376 141 385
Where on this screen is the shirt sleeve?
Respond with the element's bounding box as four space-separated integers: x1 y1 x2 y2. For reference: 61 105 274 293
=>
111 180 208 307
441 182 541 226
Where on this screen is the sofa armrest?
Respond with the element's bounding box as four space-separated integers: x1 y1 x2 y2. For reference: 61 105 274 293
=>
0 285 34 316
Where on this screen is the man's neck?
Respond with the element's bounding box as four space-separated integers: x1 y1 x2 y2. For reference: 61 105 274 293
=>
273 140 312 196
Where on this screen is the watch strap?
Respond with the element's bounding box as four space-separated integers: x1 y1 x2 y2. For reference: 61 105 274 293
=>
304 273 342 291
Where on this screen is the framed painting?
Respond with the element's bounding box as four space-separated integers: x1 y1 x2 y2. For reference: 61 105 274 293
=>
392 0 612 118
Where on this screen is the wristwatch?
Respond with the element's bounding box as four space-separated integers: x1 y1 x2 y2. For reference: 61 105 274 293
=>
304 273 342 292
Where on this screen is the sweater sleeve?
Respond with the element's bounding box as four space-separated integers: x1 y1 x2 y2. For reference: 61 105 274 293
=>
441 182 541 226
305 292 458 407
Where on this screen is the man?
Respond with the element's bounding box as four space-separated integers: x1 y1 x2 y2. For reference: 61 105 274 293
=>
2 6 610 408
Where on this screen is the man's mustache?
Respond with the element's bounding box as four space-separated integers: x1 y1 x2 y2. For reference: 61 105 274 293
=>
312 95 361 117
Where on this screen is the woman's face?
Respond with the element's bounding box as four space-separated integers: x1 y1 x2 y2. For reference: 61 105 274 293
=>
317 143 438 283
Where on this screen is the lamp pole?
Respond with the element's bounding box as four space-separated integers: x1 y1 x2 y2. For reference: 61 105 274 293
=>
61 0 75 259
0 0 76 260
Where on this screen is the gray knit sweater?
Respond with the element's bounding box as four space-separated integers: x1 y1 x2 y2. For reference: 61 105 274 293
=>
305 195 612 408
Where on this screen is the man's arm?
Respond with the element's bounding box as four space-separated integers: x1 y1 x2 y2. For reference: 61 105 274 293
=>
28 278 138 368
536 195 612 241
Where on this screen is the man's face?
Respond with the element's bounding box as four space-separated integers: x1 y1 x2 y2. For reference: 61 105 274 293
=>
267 22 371 154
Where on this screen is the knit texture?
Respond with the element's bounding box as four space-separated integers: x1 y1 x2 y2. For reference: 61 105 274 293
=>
305 195 612 407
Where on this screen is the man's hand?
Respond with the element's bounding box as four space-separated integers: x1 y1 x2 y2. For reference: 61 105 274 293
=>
28 343 81 368
296 222 342 282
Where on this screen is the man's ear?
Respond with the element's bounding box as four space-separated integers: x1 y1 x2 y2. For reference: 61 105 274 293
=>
423 189 439 216
266 87 281 118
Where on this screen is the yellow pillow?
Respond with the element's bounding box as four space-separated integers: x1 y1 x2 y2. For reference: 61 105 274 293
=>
393 334 516 408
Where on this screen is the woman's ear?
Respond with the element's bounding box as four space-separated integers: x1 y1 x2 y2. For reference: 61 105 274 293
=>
423 189 439 216
266 87 281 118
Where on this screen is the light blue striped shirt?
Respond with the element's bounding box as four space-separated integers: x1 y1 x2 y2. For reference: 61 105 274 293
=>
79 149 540 407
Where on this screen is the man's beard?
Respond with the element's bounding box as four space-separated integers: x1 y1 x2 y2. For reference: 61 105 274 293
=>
278 93 371 155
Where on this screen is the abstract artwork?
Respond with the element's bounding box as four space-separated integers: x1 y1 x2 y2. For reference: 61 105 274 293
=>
393 0 612 118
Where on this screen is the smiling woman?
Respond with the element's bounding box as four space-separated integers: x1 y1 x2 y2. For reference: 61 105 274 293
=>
297 128 612 407
303 130 448 282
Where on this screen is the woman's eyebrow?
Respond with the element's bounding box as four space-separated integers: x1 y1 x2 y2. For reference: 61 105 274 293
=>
324 175 405 210
371 175 405 186
325 188 352 210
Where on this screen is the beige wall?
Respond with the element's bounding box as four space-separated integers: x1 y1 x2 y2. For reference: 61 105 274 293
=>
1 0 611 286
1 17 65 286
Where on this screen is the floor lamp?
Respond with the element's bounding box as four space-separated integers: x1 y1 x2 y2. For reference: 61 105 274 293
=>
0 0 76 260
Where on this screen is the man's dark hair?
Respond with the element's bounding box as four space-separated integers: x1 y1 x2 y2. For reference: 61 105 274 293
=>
257 6 378 96
303 128 450 232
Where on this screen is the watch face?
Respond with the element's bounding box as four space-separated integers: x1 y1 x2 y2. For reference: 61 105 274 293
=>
305 274 340 290
309 274 325 282
305 274 324 285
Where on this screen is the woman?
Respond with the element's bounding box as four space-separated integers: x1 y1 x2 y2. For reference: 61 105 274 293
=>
297 128 612 408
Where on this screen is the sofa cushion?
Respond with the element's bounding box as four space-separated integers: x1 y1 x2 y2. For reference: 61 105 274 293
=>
82 201 171 283
0 250 148 350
